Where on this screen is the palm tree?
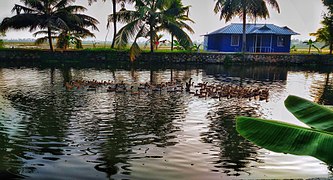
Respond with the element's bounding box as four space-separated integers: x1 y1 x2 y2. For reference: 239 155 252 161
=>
159 0 194 51
89 0 134 48
0 0 99 51
311 15 333 54
109 0 194 61
214 0 280 53
303 39 320 54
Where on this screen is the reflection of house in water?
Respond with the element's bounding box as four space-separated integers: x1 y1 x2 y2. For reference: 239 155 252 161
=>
203 65 288 82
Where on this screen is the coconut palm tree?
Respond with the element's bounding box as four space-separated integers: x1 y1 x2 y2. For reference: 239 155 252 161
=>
89 0 134 48
0 0 99 51
159 0 194 51
303 39 320 54
311 15 333 54
109 0 194 61
214 0 280 53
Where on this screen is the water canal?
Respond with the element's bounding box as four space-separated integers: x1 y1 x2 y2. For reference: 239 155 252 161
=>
0 64 332 179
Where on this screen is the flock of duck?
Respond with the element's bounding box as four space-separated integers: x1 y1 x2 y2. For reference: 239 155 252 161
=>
64 78 269 101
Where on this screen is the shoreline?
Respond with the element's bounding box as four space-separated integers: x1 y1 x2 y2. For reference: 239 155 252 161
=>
0 49 332 66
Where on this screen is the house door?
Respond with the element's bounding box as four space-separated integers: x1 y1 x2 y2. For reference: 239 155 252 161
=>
255 35 262 53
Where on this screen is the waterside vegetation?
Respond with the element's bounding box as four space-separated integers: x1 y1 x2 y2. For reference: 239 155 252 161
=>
237 95 333 165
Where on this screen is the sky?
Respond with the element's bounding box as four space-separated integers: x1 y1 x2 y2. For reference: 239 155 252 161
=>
0 0 327 42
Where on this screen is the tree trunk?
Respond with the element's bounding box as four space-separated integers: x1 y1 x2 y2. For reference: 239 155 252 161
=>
327 15 333 55
111 0 117 49
308 45 311 54
150 21 154 53
329 33 333 54
242 6 247 53
171 34 174 51
47 27 54 52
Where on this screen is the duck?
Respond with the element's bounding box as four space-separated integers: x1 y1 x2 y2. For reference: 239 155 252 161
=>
107 84 117 92
130 86 140 95
185 78 193 92
194 90 200 96
64 82 74 90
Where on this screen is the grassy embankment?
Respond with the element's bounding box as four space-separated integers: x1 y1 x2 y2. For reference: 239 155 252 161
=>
1 41 331 54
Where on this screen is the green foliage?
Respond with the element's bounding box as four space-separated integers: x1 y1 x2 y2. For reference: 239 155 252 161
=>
290 45 297 52
144 34 168 50
191 43 202 52
311 12 333 54
313 1 333 54
236 95 333 165
56 32 84 50
285 95 333 132
237 116 333 165
109 0 194 60
303 39 320 53
0 0 99 51
173 40 184 50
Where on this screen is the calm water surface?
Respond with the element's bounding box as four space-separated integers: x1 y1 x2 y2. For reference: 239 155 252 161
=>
0 65 333 179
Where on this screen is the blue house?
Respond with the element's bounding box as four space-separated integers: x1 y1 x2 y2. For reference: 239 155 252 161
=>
204 23 299 53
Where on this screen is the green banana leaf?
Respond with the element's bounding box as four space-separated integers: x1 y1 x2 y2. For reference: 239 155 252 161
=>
284 95 333 132
236 116 333 165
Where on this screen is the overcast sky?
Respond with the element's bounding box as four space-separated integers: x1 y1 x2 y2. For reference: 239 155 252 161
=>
0 0 326 42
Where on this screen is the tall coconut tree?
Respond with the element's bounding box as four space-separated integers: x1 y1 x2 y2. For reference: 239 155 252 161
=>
35 11 99 50
214 0 280 53
89 0 134 48
160 0 194 51
0 0 99 51
109 0 194 61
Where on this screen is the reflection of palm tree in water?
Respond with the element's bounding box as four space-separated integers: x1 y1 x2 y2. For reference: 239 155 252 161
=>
316 73 333 105
202 102 261 176
95 87 186 178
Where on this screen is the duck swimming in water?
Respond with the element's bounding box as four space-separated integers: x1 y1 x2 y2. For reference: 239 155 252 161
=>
65 78 270 102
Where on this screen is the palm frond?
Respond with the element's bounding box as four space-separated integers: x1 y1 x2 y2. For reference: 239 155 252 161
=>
33 30 57 37
129 25 149 61
114 19 144 48
60 5 87 13
75 14 99 30
129 42 141 62
108 10 139 26
54 0 76 9
19 0 45 11
0 14 38 31
264 0 280 13
163 23 192 50
12 4 36 14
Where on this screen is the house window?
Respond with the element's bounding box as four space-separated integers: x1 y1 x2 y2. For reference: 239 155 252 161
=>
277 36 286 47
231 35 240 46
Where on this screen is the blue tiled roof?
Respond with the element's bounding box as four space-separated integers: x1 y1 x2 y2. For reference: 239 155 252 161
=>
206 23 299 36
